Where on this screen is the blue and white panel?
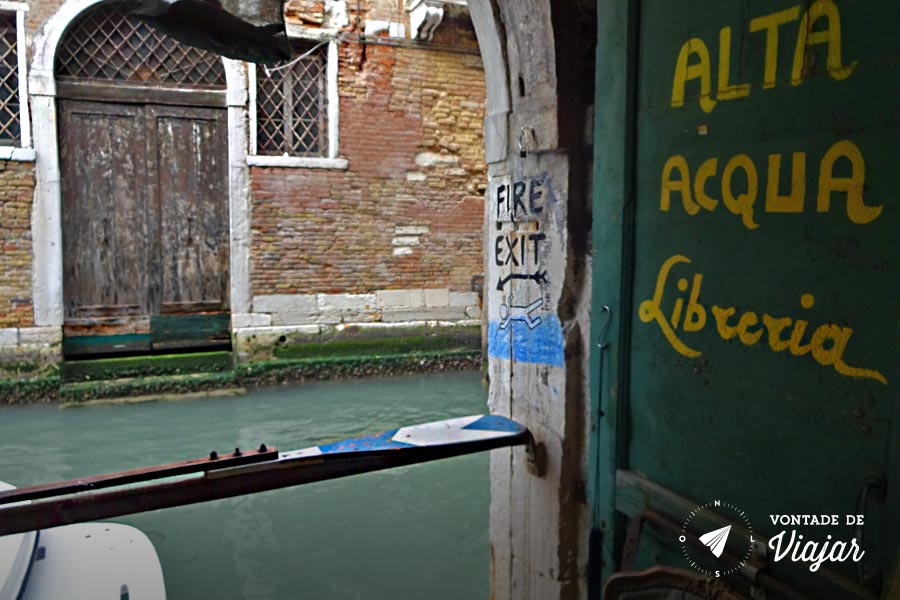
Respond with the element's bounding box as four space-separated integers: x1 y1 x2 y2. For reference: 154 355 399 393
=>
278 415 526 461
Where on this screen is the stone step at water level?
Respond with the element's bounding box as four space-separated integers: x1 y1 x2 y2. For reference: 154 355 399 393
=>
61 351 234 383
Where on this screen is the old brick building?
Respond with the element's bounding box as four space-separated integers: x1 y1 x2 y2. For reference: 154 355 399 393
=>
0 0 486 368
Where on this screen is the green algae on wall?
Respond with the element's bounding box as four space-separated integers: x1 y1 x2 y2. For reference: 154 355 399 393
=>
0 331 482 405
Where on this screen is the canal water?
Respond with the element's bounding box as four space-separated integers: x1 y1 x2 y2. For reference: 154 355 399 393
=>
0 371 490 599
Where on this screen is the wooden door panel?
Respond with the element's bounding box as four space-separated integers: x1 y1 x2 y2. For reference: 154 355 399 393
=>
60 100 230 355
591 2 897 595
149 105 229 316
60 100 150 349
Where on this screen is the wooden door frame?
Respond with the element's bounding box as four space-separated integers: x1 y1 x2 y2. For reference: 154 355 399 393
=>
588 0 641 594
27 0 252 330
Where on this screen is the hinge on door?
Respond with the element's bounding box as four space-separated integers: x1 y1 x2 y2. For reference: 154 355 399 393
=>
856 470 886 587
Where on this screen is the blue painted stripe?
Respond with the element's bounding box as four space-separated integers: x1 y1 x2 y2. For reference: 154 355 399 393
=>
487 313 565 367
463 414 525 434
317 429 416 454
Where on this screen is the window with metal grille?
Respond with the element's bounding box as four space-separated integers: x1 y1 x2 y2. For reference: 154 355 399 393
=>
54 1 226 87
0 12 20 145
254 42 327 157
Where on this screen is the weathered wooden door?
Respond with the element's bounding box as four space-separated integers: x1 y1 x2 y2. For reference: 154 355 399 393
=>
147 104 230 351
591 2 898 598
54 1 232 356
60 101 229 355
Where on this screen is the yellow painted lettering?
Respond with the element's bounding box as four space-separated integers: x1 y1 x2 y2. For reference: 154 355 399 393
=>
737 312 764 345
717 27 751 100
762 314 792 352
788 319 812 356
810 323 847 366
766 152 806 213
792 0 858 86
683 274 707 332
671 297 685 329
722 154 759 229
638 255 702 358
642 258 887 385
712 305 739 340
811 324 887 385
694 158 719 211
749 5 801 89
661 155 700 215
818 140 882 224
671 38 717 113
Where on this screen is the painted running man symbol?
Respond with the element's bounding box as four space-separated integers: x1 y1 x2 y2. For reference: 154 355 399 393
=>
499 298 543 330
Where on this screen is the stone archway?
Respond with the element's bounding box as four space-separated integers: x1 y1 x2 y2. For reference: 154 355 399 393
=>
28 0 251 332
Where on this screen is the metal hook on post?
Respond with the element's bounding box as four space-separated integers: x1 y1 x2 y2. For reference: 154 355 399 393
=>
518 126 536 158
596 305 612 351
524 430 547 478
593 305 612 433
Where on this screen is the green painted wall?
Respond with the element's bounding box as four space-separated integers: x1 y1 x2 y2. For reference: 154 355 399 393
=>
591 1 899 597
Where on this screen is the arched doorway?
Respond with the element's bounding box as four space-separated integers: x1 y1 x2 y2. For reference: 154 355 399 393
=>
54 1 231 356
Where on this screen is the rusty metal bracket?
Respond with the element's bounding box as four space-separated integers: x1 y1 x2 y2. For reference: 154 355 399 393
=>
518 126 536 157
524 431 547 478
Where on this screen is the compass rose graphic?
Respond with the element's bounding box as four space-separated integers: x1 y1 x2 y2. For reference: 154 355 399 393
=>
680 500 754 577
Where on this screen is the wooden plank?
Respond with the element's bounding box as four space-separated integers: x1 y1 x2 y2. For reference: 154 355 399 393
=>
56 80 227 108
150 313 230 349
62 334 151 357
69 305 143 318
60 100 151 353
0 446 279 505
63 316 150 337
149 105 230 317
158 301 224 315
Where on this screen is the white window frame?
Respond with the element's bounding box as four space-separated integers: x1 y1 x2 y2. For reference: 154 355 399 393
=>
247 28 346 169
0 1 33 161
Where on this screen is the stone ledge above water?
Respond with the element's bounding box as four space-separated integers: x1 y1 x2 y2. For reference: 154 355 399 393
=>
0 327 483 405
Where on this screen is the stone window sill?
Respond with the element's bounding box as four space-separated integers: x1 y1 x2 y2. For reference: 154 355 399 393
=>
0 146 35 161
247 155 349 170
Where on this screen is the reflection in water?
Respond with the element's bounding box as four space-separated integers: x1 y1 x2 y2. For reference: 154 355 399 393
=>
0 371 489 599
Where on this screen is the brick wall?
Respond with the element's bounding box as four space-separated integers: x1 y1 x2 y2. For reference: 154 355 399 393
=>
26 0 66 42
250 11 486 298
0 161 34 328
284 0 326 26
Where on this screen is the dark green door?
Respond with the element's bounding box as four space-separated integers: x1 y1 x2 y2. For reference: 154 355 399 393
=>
591 1 898 597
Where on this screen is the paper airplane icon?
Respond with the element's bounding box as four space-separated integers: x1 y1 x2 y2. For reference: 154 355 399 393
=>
699 525 731 558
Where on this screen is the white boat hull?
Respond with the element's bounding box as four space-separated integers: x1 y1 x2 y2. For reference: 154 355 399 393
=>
19 523 166 600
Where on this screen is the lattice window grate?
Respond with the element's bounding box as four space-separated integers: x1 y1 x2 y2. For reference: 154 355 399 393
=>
55 2 226 87
0 13 19 145
256 42 327 157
